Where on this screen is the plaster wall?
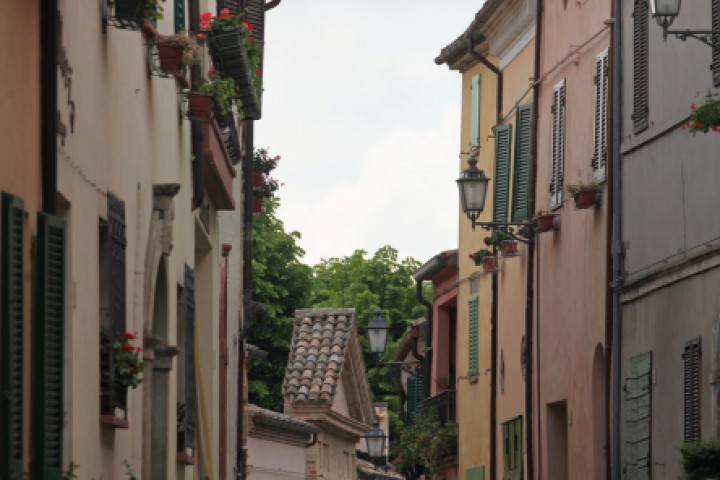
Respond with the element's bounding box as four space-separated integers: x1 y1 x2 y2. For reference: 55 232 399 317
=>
313 431 357 480
247 436 307 479
456 60 497 477
535 0 610 478
430 269 458 398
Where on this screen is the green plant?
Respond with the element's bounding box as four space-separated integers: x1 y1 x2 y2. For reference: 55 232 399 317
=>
157 32 202 67
63 461 80 480
177 402 186 430
192 72 239 116
122 460 138 480
566 181 602 195
145 0 165 22
101 328 143 389
484 229 513 248
680 440 720 480
393 408 458 480
683 90 720 135
469 249 493 266
253 148 280 174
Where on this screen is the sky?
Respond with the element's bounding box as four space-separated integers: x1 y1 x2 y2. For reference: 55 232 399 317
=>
256 1 483 266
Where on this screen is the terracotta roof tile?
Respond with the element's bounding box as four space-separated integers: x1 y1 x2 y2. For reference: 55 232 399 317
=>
283 308 357 405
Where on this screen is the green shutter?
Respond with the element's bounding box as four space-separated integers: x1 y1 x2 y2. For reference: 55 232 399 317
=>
1 193 25 478
468 297 479 376
683 338 701 443
512 105 532 222
183 265 197 452
32 212 67 480
623 351 652 480
503 422 510 472
502 417 523 480
470 74 481 148
467 465 485 480
407 373 423 425
174 0 185 32
493 124 512 223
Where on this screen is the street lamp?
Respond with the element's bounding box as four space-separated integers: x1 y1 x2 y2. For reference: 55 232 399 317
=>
650 0 719 48
456 156 535 242
366 310 390 355
364 417 387 464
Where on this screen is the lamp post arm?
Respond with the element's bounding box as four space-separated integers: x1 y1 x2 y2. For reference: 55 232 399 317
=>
467 217 537 244
664 29 720 49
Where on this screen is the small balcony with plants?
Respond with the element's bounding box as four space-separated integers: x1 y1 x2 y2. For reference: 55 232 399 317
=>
100 328 143 428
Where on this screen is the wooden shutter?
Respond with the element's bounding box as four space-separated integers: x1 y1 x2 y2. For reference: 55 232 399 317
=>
550 80 566 209
683 338 701 443
108 194 128 412
592 50 609 182
713 0 720 86
1 193 24 478
407 372 423 425
623 351 652 480
219 0 241 15
468 297 479 376
502 417 523 480
471 74 481 148
512 105 533 221
174 0 185 32
467 466 485 480
183 265 197 452
32 212 67 480
493 124 512 223
241 0 265 43
632 0 649 134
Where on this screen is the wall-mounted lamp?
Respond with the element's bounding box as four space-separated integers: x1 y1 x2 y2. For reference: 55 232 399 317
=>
364 417 387 467
456 157 535 243
651 0 719 48
365 310 422 370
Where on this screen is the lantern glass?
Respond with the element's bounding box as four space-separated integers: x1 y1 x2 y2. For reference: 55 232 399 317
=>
366 311 389 354
456 159 490 215
365 426 386 458
651 0 681 17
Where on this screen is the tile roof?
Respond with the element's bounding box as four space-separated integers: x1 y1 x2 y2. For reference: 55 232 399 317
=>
283 308 356 405
247 404 319 435
434 0 505 67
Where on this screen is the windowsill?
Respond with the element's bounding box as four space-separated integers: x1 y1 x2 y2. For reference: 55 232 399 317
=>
176 452 196 465
100 414 129 429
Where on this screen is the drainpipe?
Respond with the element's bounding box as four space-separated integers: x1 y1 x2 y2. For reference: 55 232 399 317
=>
41 0 58 214
610 0 623 476
466 35 502 480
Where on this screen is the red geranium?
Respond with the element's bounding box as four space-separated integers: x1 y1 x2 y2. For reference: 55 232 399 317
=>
244 21 253 31
122 331 135 340
219 8 231 18
122 343 134 352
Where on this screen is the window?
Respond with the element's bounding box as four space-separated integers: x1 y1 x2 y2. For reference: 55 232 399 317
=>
471 74 482 148
467 465 486 480
1 193 25 478
592 50 609 183
550 80 566 209
407 373 423 425
632 0 649 134
683 338 701 443
502 416 523 480
468 296 479 377
623 351 652 479
177 265 197 459
493 124 512 223
512 104 533 221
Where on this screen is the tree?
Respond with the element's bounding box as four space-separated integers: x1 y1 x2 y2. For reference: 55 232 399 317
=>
393 409 458 480
248 197 313 411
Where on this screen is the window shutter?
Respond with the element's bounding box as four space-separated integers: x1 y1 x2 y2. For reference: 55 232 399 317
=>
219 0 241 15
241 0 265 43
174 0 185 32
471 74 481 148
1 193 24 478
32 212 67 480
592 50 609 182
108 194 128 412
623 351 652 480
406 373 423 425
183 265 197 452
632 0 649 134
469 297 479 376
550 80 566 209
503 422 510 472
513 418 523 477
713 0 720 87
683 338 701 443
493 124 512 223
467 466 485 480
512 105 533 221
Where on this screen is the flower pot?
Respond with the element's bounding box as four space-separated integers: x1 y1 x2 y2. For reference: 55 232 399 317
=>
482 256 500 274
252 195 264 214
252 172 264 189
114 0 144 23
499 240 519 258
572 189 601 209
210 29 245 50
209 35 262 120
187 93 214 121
535 213 559 233
157 43 184 73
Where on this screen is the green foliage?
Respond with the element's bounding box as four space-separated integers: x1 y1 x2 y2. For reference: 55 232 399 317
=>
62 461 79 480
248 198 312 411
484 229 513 248
680 440 720 480
100 328 143 390
122 460 138 480
684 91 720 135
157 32 202 66
393 408 458 480
193 72 239 116
469 249 493 265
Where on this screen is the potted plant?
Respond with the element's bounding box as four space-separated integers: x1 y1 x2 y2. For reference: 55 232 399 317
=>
252 172 264 189
469 249 499 274
682 91 720 135
187 71 238 119
113 331 144 390
566 182 602 209
534 211 560 233
156 33 202 73
485 229 518 258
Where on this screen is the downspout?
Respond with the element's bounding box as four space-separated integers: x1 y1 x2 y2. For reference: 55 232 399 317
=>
415 281 433 400
611 0 623 476
466 35 502 480
41 0 58 214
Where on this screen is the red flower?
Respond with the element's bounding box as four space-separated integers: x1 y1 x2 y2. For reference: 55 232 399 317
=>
695 122 703 129
200 11 212 30
208 66 215 76
247 37 253 44
219 8 231 18
137 347 143 352
244 21 253 31
468 254 474 259
713 126 720 132
256 68 261 76
122 331 135 340
691 103 696 110
483 237 491 246
122 343 134 352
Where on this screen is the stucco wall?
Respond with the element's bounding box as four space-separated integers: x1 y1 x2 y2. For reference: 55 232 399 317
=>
247 436 307 479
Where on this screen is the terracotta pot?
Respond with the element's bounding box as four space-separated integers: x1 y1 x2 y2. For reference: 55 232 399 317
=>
499 240 519 258
482 256 500 274
157 43 183 72
535 213 559 233
187 93 214 121
252 195 264 214
252 172 264 189
572 188 601 209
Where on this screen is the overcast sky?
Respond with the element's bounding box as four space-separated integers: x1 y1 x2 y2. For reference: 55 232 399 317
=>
256 1 483 266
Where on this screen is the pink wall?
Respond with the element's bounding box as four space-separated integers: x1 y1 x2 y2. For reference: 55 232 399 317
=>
429 264 458 398
534 1 611 479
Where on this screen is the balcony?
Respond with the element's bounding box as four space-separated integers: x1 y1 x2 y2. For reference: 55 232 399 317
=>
423 388 456 425
202 120 237 210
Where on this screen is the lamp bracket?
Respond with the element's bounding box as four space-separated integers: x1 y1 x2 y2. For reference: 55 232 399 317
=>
663 29 720 49
466 215 536 244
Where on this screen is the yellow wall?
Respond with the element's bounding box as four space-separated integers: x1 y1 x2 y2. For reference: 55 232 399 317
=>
456 59 498 477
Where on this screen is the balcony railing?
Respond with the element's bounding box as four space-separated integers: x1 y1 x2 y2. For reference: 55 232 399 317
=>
423 388 456 425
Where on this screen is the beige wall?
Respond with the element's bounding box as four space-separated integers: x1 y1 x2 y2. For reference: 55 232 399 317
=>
247 436 307 479
313 432 357 480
